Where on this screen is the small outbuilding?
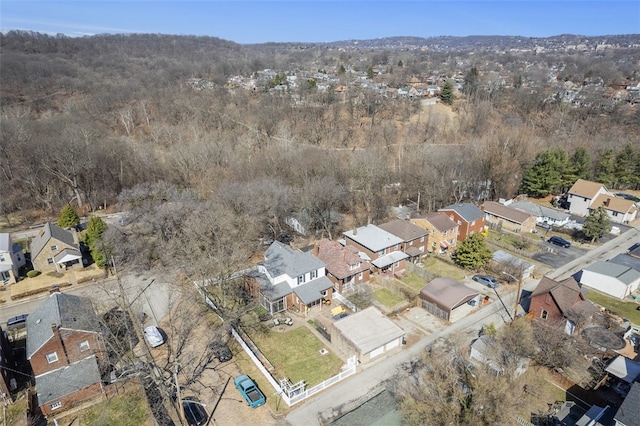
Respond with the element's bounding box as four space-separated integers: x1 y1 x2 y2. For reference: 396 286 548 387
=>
331 306 405 364
419 278 479 323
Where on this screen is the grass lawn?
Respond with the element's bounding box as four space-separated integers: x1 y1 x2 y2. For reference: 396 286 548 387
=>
423 257 466 280
584 289 640 325
402 273 427 292
373 288 405 308
57 389 153 426
249 327 343 387
4 398 27 426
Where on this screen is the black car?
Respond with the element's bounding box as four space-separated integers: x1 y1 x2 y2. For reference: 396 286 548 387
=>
183 400 208 426
212 343 233 363
548 235 571 248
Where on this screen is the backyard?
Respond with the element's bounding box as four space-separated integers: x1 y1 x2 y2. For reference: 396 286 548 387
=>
583 288 640 325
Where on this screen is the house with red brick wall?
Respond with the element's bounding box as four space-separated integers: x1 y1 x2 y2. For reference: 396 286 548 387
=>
529 276 597 335
26 289 107 415
312 239 371 294
481 201 537 234
410 212 458 254
438 203 486 242
377 219 429 262
342 225 408 275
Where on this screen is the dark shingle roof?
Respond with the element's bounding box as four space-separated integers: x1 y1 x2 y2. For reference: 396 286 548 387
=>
262 241 324 279
293 276 333 305
420 278 478 311
481 201 533 224
531 276 596 317
377 219 429 242
415 212 457 233
26 292 101 359
439 203 484 222
615 381 640 426
36 356 101 404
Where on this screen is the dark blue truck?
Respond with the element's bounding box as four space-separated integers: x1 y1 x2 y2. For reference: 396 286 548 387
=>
234 374 266 408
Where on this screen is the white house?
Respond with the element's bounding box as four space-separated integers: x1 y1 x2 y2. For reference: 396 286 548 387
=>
0 233 26 284
579 261 640 300
509 200 571 228
566 179 609 217
589 194 638 225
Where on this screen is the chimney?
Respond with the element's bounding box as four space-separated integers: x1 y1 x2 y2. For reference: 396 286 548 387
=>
353 227 358 236
49 285 60 295
604 198 610 207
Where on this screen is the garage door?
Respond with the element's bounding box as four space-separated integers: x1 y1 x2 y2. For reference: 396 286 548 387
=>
370 346 384 359
386 339 399 351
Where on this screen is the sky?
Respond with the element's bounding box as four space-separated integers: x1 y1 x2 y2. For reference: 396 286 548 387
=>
1 1 639 44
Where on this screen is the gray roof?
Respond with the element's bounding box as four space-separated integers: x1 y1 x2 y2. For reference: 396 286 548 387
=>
343 225 403 252
605 355 640 384
333 307 404 354
372 251 409 269
262 241 325 279
377 219 429 242
583 261 640 285
439 203 485 222
509 201 570 221
293 276 333 305
36 355 101 404
615 381 640 426
609 254 640 273
492 250 534 272
26 292 102 359
0 233 10 252
247 269 292 301
30 222 77 259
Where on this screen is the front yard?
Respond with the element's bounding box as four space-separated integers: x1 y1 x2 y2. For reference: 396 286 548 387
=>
584 288 640 325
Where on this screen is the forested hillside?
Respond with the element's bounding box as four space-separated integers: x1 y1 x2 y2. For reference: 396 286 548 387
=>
1 31 639 264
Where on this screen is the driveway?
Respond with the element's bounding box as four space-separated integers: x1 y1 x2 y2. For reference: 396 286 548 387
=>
531 242 588 268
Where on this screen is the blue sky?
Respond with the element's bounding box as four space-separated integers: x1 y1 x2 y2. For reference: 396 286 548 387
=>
1 1 638 44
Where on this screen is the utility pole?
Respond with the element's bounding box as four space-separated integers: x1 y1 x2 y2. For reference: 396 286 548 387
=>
503 271 524 322
174 359 185 424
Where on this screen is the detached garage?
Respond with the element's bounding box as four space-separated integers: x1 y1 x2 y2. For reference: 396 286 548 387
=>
331 307 405 364
420 278 480 323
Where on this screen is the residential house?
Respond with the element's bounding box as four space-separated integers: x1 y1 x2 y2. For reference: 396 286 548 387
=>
480 201 537 233
578 261 640 300
529 276 597 335
605 356 640 397
342 225 409 274
285 210 341 236
312 239 371 294
614 381 640 426
26 289 107 415
492 250 535 279
470 335 529 377
509 200 571 229
331 307 404 364
589 194 638 224
566 179 609 217
410 212 458 254
0 233 26 284
419 278 479 323
608 253 640 274
30 223 82 274
246 241 333 316
377 219 429 262
438 203 486 242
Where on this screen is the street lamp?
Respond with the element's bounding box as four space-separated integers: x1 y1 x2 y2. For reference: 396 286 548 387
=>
502 270 524 322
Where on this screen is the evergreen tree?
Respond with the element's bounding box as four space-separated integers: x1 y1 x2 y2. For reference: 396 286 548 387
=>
397 60 403 67
440 81 454 105
367 66 374 80
568 147 591 182
520 147 568 197
614 144 639 189
338 64 346 75
84 216 109 268
453 233 492 270
463 67 479 98
57 205 80 229
582 206 610 243
595 148 616 189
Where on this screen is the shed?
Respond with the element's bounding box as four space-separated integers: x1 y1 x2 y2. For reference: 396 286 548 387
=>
331 306 404 364
605 355 640 384
492 250 534 279
419 278 479 323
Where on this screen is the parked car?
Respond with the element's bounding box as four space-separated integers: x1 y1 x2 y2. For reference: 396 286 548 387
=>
6 314 28 331
182 399 208 426
472 275 500 288
212 343 232 363
234 375 266 408
144 326 165 348
109 361 148 383
548 235 571 248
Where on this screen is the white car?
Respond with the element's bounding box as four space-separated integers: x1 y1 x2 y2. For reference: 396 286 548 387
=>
144 326 165 348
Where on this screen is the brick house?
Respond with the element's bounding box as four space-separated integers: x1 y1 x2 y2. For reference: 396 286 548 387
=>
30 223 82 274
377 219 429 262
342 225 408 275
312 239 371 294
26 289 107 415
481 201 537 234
438 203 486 242
410 212 458 254
529 276 596 335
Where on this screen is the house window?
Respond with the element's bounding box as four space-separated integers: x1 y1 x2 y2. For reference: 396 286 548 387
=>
310 270 317 280
79 340 90 352
378 249 385 256
297 275 305 285
47 258 54 265
50 245 58 251
541 310 548 320
420 236 424 242
358 271 363 280
457 220 462 225
394 262 400 268
612 211 618 216
471 220 475 226
46 352 59 363
50 401 62 411
0 254 5 262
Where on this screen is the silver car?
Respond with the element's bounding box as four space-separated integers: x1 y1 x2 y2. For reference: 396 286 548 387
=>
144 326 165 348
472 275 500 288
